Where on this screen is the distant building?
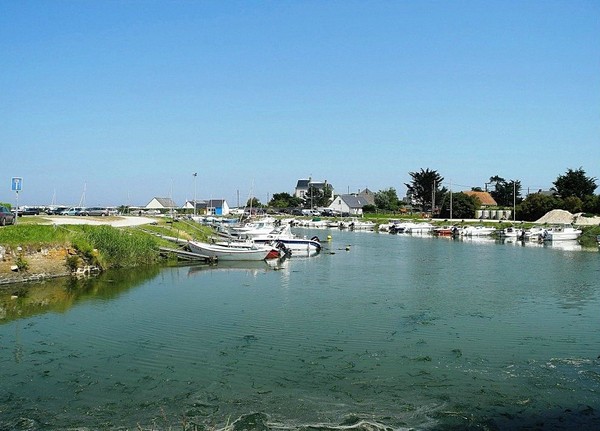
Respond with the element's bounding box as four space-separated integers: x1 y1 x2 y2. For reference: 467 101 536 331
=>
328 194 369 216
464 191 512 220
357 188 376 206
463 191 497 207
294 178 332 199
532 189 554 197
146 197 178 210
184 199 230 216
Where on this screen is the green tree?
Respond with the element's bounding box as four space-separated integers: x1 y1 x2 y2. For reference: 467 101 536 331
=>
304 184 333 208
362 204 377 213
583 195 600 215
517 193 561 221
553 167 597 200
246 197 262 208
561 196 583 214
439 192 480 219
374 187 401 212
488 176 522 207
405 168 446 213
268 192 302 209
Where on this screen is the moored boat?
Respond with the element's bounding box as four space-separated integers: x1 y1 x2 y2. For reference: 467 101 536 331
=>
274 237 322 257
348 218 376 231
187 240 276 261
542 225 582 241
433 226 459 237
459 225 497 236
241 224 322 257
498 226 525 238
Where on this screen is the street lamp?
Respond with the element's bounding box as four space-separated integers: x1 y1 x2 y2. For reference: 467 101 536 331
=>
193 172 198 217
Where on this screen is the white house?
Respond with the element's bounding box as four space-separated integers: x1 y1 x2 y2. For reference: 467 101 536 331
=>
328 194 369 216
184 199 230 216
146 197 178 210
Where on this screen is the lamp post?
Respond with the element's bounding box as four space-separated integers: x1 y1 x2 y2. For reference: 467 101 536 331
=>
193 173 198 217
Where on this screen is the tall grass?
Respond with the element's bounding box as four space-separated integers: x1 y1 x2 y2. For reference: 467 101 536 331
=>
0 224 71 247
0 224 161 269
74 225 159 269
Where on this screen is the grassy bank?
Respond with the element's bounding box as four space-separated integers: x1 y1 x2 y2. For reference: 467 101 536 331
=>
0 218 213 273
579 225 600 248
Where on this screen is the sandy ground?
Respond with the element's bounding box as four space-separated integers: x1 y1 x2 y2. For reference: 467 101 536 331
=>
42 215 158 227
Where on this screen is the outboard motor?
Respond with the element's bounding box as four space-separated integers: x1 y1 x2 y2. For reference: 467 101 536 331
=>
276 241 292 257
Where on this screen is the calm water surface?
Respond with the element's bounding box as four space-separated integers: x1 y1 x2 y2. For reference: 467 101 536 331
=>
1 230 599 430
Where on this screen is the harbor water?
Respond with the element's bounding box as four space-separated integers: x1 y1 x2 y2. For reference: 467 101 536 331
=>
1 229 599 430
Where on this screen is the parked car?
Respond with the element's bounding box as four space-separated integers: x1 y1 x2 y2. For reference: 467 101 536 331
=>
46 206 69 215
0 206 16 226
86 207 110 216
61 207 87 216
12 206 41 216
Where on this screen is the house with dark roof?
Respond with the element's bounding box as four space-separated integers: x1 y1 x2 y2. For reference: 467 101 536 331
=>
145 197 178 210
294 178 332 199
357 188 376 206
328 194 369 216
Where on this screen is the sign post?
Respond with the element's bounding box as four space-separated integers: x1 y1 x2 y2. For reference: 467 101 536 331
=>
11 177 22 224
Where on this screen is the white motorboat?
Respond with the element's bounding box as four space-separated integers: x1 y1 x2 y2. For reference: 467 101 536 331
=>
522 226 547 241
542 226 582 241
459 226 496 236
348 218 376 231
498 226 525 238
243 224 322 256
229 217 278 237
187 240 276 261
404 222 434 234
273 237 322 257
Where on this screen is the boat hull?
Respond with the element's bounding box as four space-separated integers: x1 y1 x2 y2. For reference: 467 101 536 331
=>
274 238 321 257
187 241 271 261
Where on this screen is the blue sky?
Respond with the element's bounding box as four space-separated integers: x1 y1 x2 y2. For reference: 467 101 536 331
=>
2 0 599 207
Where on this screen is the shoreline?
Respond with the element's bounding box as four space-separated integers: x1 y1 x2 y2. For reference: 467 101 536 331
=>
0 216 160 286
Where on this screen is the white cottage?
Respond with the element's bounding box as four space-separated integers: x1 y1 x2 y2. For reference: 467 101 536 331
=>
328 194 369 216
145 197 178 210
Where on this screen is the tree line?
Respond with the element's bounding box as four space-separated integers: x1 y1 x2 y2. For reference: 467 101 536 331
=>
248 167 598 222
404 167 598 221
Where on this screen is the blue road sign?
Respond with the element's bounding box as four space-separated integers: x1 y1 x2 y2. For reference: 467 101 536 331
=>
11 177 23 192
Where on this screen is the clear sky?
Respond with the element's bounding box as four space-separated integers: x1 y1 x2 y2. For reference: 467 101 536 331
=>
2 0 599 207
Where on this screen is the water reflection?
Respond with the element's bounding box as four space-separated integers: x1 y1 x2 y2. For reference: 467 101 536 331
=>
186 260 278 277
0 266 160 324
1 230 599 430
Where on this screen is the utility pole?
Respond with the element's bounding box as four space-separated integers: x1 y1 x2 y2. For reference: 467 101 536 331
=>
513 180 516 222
432 180 436 218
450 180 453 221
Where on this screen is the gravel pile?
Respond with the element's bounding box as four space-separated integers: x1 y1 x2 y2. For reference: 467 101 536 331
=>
536 209 600 226
573 213 600 226
536 209 574 224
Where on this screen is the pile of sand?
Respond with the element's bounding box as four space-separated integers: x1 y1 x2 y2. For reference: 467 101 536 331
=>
573 213 600 226
536 209 574 224
536 209 600 226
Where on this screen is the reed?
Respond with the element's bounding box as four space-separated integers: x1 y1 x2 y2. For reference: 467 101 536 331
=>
74 225 159 269
0 223 161 270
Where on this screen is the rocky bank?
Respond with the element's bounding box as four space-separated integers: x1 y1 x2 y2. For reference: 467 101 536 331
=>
0 245 72 285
